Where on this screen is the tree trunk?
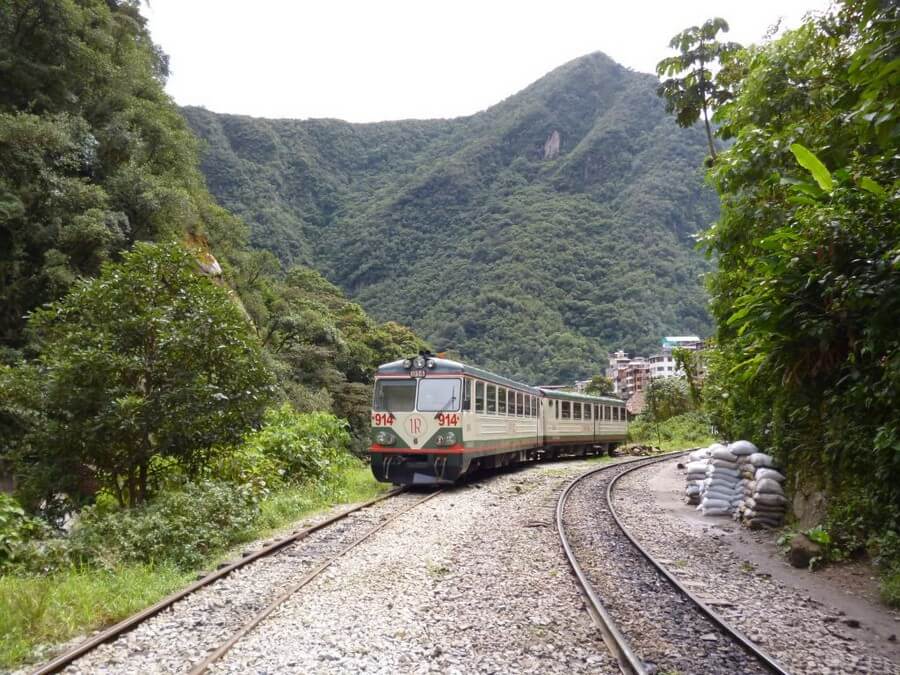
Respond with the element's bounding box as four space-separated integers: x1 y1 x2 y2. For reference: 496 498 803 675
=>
697 56 717 160
138 461 148 505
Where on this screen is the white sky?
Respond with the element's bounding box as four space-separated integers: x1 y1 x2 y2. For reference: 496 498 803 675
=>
145 0 831 123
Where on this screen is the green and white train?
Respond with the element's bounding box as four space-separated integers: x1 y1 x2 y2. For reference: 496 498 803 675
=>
369 354 627 485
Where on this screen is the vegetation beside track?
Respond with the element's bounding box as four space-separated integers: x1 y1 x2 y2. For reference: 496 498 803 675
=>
0 462 386 670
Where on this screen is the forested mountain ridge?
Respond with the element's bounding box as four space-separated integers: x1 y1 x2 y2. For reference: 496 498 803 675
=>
184 52 719 382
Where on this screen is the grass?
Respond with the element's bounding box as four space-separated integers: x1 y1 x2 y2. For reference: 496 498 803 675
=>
0 564 191 669
0 462 387 670
880 568 900 607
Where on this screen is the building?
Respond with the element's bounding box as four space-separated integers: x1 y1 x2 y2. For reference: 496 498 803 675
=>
613 357 650 398
649 336 703 380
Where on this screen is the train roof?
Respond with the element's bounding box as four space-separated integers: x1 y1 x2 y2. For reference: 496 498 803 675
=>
537 387 625 405
375 357 542 395
375 357 623 403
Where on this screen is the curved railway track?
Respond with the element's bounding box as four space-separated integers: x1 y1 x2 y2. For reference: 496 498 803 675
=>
558 453 792 675
34 487 441 675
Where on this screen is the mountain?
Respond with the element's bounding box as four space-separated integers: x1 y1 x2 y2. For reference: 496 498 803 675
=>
182 52 718 383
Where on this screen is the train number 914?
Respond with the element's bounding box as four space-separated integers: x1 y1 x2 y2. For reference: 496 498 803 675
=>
372 412 396 426
436 413 460 426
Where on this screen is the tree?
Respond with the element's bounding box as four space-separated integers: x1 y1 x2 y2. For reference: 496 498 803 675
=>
645 377 692 423
701 0 899 545
17 242 274 509
656 18 742 160
672 347 702 406
585 375 614 396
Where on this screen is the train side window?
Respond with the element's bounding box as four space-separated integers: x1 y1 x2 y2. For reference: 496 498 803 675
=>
487 385 496 414
508 389 515 416
516 392 524 416
498 387 507 415
573 402 581 420
605 405 611 421
528 396 534 417
561 401 571 419
613 407 619 421
619 406 625 421
594 404 599 419
475 381 485 413
462 378 472 411
585 403 591 420
555 400 559 419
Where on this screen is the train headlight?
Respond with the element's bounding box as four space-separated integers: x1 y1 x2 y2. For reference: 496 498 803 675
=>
402 359 412 369
414 356 426 369
444 431 456 445
435 434 445 446
426 359 436 369
375 430 396 446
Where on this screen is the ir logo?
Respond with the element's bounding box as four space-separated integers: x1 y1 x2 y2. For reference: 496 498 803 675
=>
406 416 424 436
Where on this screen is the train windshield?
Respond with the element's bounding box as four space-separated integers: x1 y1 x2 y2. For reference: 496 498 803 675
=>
417 378 461 412
373 379 416 412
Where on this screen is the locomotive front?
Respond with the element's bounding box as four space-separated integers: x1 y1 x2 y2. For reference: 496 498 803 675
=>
368 354 468 485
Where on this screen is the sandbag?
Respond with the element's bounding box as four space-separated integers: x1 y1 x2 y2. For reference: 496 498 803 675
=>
705 490 737 503
686 472 707 481
710 458 739 470
755 478 785 495
753 492 788 507
702 507 733 516
728 440 758 456
705 479 738 492
749 453 775 468
687 461 709 474
755 468 786 483
699 497 730 510
711 448 738 463
707 467 740 480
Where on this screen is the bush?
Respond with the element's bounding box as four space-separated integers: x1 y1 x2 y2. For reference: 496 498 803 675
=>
70 481 258 570
0 494 54 573
628 410 715 449
240 404 353 485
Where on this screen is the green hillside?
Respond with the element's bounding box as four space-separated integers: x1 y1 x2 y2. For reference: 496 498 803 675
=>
184 52 719 382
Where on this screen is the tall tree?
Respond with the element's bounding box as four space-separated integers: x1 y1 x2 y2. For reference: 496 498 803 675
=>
656 18 741 161
16 242 274 509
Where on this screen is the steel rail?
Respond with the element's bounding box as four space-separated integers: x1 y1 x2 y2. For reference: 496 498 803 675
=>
32 487 405 675
556 451 685 675
187 488 445 674
607 455 792 675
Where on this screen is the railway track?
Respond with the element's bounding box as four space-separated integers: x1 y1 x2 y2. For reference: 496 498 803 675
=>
558 453 792 675
35 488 441 675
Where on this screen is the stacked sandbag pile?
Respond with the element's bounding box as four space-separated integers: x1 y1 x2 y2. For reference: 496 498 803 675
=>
684 447 711 505
744 453 788 528
728 440 759 519
698 444 743 516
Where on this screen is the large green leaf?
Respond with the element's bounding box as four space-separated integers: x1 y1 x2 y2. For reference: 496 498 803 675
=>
789 143 833 192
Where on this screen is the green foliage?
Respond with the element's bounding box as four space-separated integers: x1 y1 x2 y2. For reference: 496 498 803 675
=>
184 51 719 383
656 17 742 159
237 404 353 485
70 481 258 570
0 494 47 569
700 0 900 578
0 564 190 670
15 242 274 509
628 410 714 450
645 377 693 423
584 375 614 395
0 0 235 350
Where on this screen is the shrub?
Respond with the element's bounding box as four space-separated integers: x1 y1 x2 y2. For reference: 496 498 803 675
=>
0 494 54 573
70 481 258 570
241 404 353 485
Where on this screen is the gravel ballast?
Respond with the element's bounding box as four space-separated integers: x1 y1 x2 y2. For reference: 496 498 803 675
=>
562 457 770 675
612 457 900 675
50 460 620 674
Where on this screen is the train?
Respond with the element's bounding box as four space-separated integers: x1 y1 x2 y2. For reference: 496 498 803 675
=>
368 353 628 485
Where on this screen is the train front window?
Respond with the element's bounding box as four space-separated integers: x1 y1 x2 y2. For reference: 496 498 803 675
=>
417 379 461 412
373 379 416 412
